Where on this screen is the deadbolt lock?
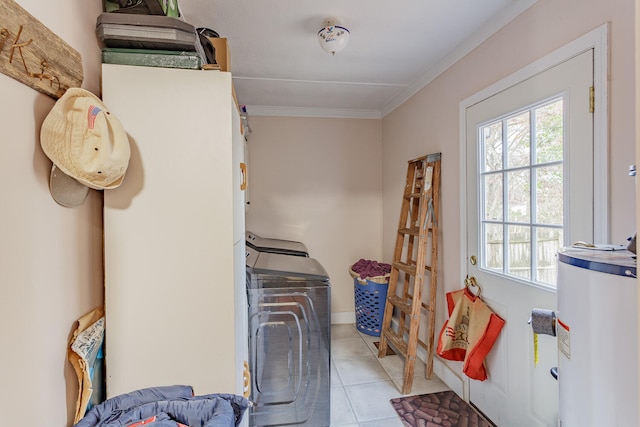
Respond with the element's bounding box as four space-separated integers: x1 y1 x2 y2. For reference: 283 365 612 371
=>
469 255 477 265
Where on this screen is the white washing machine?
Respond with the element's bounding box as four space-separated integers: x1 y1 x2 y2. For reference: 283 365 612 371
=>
556 246 637 427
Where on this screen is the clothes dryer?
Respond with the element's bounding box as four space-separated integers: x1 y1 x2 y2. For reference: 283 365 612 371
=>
245 246 330 427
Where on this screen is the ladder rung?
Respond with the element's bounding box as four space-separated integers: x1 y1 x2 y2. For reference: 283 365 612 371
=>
421 302 434 312
393 261 416 276
393 262 434 275
387 295 413 315
398 227 419 236
383 329 408 357
398 227 435 236
406 192 423 199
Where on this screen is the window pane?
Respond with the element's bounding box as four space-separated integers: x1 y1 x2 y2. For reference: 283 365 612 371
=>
535 99 563 164
484 223 503 272
484 173 503 221
508 225 530 280
507 112 530 168
483 122 502 172
535 165 563 225
536 227 563 286
507 169 530 222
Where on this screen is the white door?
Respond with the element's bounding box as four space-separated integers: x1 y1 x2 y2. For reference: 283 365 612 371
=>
465 49 594 426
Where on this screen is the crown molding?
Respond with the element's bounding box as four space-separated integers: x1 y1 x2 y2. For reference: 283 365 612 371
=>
245 105 382 119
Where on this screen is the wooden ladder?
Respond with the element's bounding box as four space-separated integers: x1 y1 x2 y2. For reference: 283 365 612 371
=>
377 153 441 394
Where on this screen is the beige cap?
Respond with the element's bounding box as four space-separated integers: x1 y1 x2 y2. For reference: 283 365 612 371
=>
40 88 130 198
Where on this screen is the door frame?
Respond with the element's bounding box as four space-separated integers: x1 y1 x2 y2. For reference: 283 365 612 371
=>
457 23 609 401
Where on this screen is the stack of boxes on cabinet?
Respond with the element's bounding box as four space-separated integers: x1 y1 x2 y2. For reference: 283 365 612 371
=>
96 0 230 72
95 0 248 132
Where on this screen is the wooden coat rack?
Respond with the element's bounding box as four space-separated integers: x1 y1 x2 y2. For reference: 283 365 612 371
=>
0 0 83 98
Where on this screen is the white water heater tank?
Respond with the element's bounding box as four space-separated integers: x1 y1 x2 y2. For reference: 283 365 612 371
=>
556 247 637 427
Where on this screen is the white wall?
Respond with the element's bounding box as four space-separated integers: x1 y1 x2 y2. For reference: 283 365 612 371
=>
245 116 383 320
0 1 103 425
382 0 635 379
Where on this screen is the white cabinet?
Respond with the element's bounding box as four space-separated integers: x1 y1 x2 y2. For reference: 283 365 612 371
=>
102 64 247 398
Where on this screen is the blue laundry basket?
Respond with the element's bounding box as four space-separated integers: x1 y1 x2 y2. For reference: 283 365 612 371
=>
350 268 389 337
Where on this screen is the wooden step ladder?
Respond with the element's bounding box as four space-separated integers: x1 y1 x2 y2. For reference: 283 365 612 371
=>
377 153 441 394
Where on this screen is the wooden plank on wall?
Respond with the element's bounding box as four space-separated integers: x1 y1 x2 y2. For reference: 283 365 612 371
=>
0 0 83 98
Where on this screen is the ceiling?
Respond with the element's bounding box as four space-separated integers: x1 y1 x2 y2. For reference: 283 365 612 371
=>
178 0 536 118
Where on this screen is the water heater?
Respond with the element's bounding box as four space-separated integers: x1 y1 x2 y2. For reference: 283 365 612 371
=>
556 247 637 426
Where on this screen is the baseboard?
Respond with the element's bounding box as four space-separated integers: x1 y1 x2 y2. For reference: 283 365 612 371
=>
331 311 355 324
432 357 466 398
413 339 465 398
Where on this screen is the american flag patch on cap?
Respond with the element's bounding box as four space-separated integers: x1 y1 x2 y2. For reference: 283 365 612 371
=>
87 105 102 129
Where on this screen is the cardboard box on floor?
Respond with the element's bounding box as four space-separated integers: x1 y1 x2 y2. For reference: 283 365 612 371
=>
208 37 230 72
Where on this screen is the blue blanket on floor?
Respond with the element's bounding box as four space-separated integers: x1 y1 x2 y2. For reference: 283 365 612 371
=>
73 385 250 427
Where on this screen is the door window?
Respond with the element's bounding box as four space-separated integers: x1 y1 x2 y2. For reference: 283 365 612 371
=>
479 97 564 287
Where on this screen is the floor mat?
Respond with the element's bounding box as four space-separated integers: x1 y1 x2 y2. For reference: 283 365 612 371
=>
390 390 494 427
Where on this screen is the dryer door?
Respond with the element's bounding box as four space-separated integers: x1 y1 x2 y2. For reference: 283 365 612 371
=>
248 286 330 426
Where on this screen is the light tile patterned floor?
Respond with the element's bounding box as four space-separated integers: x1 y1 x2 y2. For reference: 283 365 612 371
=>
330 324 451 427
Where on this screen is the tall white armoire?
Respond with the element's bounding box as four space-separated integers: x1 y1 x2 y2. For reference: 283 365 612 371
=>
102 64 247 399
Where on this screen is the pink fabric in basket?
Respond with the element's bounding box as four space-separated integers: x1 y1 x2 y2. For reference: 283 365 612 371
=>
351 259 391 279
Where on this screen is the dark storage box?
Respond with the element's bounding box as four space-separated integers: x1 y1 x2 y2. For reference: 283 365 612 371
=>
96 13 197 51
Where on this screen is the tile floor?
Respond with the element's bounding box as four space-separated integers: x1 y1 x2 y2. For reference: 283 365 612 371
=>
330 323 451 426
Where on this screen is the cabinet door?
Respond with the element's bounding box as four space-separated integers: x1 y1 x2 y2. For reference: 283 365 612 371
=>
233 239 248 396
102 64 237 397
232 104 246 245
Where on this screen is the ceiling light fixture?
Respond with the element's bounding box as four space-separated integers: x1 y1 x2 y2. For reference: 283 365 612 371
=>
317 17 350 55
